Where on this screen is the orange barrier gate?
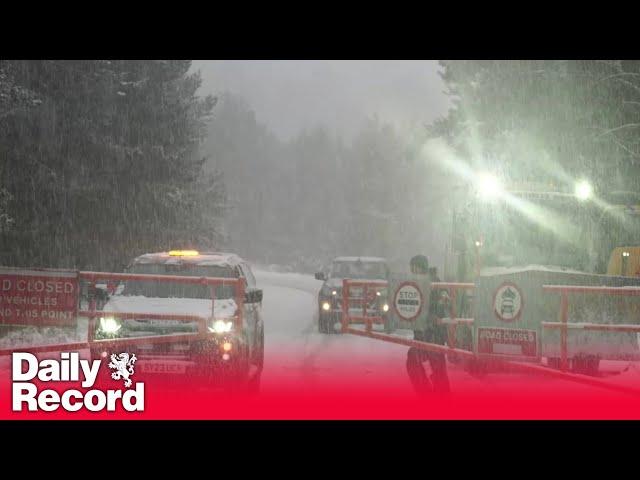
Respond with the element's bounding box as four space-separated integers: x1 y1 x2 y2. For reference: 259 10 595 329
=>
431 282 475 350
340 279 640 397
542 284 640 372
341 280 476 355
0 271 246 357
340 279 389 333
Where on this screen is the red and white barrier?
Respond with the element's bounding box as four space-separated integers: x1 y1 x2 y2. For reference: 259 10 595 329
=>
341 279 640 397
0 270 245 357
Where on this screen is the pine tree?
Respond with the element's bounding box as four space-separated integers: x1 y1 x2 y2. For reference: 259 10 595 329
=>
429 60 640 272
0 60 223 271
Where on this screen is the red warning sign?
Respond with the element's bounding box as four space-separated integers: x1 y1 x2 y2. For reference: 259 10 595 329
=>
0 268 78 326
477 327 537 357
393 281 423 322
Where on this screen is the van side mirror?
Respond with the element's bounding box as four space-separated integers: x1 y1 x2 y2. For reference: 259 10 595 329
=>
315 272 326 281
88 285 110 309
245 289 263 304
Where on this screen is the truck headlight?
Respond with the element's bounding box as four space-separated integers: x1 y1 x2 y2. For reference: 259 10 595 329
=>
209 319 234 334
322 301 331 311
99 317 121 334
382 303 389 312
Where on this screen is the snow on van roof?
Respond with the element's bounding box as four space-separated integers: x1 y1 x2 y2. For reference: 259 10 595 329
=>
132 251 244 268
480 264 589 276
333 256 387 263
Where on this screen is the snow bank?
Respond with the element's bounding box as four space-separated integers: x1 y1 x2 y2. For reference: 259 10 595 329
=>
481 264 589 276
0 326 86 350
602 362 640 387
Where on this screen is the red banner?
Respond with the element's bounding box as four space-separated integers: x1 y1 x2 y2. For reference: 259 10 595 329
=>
0 268 78 327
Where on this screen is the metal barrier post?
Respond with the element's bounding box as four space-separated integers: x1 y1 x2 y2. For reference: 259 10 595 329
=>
209 283 216 335
235 278 245 331
87 280 96 343
448 287 458 349
341 280 349 333
560 291 569 372
363 284 371 333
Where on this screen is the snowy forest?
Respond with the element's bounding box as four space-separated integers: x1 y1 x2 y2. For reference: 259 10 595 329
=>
2 60 640 273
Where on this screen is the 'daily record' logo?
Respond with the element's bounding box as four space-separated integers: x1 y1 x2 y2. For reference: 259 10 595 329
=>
11 351 145 412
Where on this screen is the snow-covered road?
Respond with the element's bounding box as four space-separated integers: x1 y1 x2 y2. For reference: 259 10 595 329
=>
255 270 522 396
257 273 415 395
255 270 640 401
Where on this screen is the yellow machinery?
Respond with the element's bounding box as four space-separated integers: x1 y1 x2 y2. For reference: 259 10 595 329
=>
607 246 640 277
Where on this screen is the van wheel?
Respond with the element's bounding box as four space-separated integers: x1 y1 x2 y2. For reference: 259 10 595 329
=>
220 346 251 394
327 316 338 334
318 312 329 333
247 372 261 396
253 326 264 369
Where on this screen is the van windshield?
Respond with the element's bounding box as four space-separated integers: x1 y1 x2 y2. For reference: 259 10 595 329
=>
330 261 388 280
120 263 238 299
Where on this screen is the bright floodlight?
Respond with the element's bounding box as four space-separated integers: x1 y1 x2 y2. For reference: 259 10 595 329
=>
477 173 502 199
574 180 593 201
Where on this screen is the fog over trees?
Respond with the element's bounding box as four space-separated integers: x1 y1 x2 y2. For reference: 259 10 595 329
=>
202 92 448 272
2 60 640 274
0 60 222 271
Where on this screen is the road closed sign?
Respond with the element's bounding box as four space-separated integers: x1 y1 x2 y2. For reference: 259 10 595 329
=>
393 281 423 321
0 268 78 326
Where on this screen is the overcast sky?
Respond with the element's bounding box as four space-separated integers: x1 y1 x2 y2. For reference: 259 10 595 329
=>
191 60 451 141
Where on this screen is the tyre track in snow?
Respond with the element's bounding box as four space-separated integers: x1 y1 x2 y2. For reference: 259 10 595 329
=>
257 281 338 392
255 270 417 394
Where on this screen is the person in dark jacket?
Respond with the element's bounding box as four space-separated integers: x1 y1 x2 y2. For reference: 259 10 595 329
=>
406 256 451 395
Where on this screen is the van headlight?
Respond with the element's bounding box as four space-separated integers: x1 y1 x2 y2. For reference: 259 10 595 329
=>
382 303 389 312
209 319 234 334
99 317 122 334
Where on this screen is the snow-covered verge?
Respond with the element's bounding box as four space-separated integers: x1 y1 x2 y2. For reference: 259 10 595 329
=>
0 326 86 350
601 361 640 386
481 264 590 276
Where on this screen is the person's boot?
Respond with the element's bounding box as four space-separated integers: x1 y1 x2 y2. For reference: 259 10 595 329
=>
431 372 451 396
430 357 451 397
406 350 433 395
